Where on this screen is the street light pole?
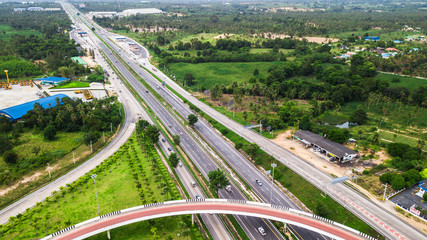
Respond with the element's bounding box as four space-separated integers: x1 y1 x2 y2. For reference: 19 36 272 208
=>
269 163 277 203
47 163 51 179
91 174 101 217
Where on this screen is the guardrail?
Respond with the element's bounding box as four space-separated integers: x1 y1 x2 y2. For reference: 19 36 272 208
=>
42 199 377 240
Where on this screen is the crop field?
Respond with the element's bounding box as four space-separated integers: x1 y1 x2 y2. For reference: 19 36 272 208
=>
373 73 427 90
0 24 42 39
0 133 201 240
168 61 283 90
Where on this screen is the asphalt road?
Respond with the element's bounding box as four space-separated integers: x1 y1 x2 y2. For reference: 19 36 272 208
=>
0 26 145 226
133 32 427 240
63 4 291 239
63 7 234 239
100 27 327 240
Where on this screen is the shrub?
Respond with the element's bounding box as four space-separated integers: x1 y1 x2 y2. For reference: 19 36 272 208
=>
3 151 18 164
43 125 57 141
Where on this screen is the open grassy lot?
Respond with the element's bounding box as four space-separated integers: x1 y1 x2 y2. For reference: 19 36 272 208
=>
373 73 427 90
169 61 283 90
0 133 201 239
50 82 90 89
0 24 42 40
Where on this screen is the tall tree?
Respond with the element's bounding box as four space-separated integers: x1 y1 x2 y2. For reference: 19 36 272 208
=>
168 153 179 168
208 169 230 194
350 105 368 125
144 124 160 143
188 114 198 127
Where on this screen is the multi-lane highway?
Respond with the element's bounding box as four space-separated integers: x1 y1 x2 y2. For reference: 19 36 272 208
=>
61 3 297 239
65 9 234 240
0 29 146 225
60 3 340 240
125 21 426 240
86 9 427 240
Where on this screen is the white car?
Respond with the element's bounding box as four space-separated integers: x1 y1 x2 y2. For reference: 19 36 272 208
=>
258 227 266 236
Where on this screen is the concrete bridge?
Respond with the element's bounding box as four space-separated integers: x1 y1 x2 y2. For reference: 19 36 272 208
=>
42 199 377 240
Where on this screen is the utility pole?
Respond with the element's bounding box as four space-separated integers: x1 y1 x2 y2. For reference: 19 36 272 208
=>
90 140 93 153
110 122 112 132
47 163 51 179
91 174 101 217
73 151 75 164
103 131 105 143
269 163 277 203
382 183 388 201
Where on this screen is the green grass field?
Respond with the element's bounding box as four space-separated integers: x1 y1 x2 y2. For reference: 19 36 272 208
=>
0 133 200 239
51 82 90 89
0 24 42 40
373 73 427 89
168 61 283 90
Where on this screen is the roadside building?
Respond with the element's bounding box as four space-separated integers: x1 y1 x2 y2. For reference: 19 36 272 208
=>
13 8 26 12
0 94 70 121
77 31 87 37
115 36 126 42
35 77 69 86
294 130 358 163
418 181 427 194
27 7 44 11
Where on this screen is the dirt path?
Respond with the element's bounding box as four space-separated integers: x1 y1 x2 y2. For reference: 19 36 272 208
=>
0 164 58 197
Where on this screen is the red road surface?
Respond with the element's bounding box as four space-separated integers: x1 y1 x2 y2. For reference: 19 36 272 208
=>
56 203 361 240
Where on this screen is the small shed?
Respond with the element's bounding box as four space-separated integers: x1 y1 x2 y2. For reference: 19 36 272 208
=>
35 77 69 86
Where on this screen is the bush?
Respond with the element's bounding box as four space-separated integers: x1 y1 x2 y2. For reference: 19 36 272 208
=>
390 174 406 190
235 143 243 149
43 125 57 141
3 151 18 164
424 193 427 202
0 135 12 154
83 132 100 145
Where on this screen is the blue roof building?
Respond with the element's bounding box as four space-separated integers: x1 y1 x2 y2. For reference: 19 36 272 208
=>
35 77 69 86
0 94 71 121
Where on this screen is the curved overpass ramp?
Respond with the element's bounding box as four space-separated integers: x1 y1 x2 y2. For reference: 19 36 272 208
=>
43 199 376 240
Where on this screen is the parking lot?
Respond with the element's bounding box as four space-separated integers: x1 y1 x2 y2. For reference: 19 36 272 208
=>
390 185 426 217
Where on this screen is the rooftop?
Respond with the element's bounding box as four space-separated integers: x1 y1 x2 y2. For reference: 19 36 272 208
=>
34 77 69 82
0 94 70 121
294 130 357 158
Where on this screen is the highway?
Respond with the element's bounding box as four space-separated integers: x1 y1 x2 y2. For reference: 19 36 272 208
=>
0 28 146 225
64 8 233 240
43 199 374 240
61 3 293 240
125 24 426 240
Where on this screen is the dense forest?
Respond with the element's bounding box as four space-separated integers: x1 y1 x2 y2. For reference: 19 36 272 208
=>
0 3 87 79
92 3 427 37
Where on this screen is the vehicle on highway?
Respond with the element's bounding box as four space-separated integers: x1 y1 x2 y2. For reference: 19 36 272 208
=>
225 185 232 192
146 90 148 93
196 195 201 199
179 162 183 167
167 147 172 151
162 138 166 142
191 182 196 187
258 226 266 236
256 180 262 186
